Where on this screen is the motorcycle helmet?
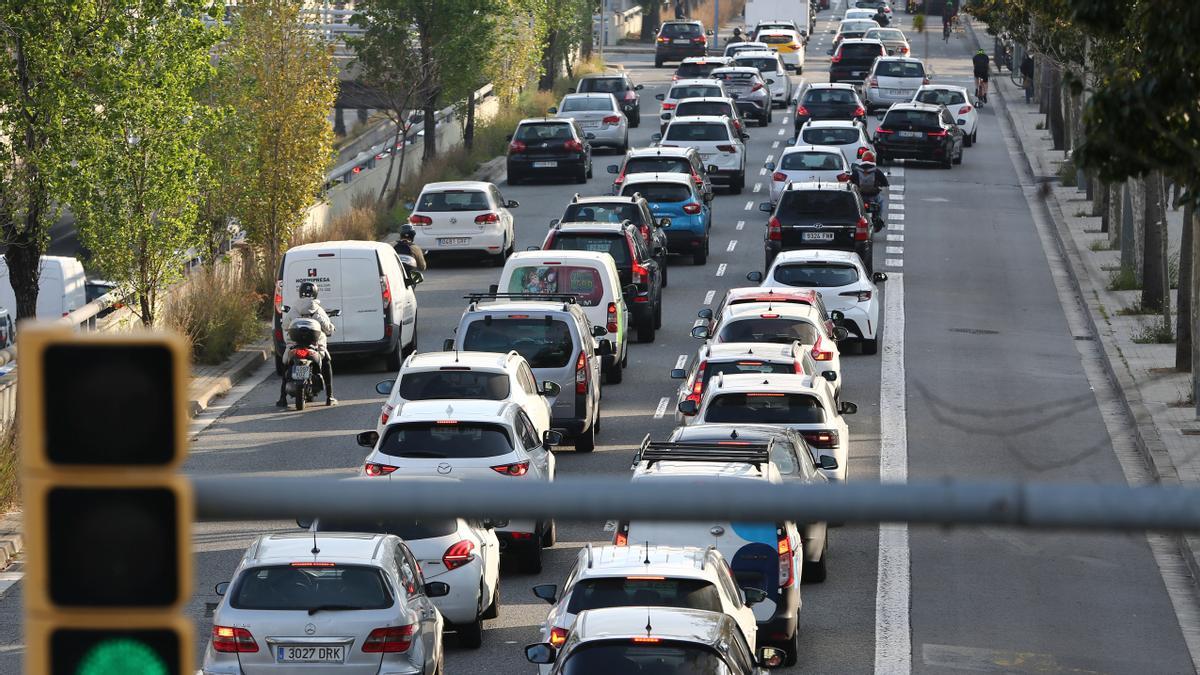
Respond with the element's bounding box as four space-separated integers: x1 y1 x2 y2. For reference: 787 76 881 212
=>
860 151 876 164
399 224 417 241
288 317 324 347
299 281 319 299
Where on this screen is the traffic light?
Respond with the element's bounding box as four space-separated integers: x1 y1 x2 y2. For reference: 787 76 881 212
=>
20 326 193 674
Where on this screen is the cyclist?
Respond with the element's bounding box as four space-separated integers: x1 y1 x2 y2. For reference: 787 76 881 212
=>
941 1 955 41
973 48 990 104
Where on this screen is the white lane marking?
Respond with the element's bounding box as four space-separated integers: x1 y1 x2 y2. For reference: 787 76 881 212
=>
892 193 905 201
876 270 908 675
716 263 727 276
891 223 904 231
674 354 688 369
744 201 754 210
764 154 774 163
736 220 745 231
782 116 789 124
889 167 905 178
777 128 786 135
887 234 905 242
753 183 762 193
891 202 905 211
772 141 780 149
885 258 904 267
760 168 768 176
888 213 905 221
726 240 738 252
890 184 905 192
654 397 669 419
886 246 904 255
704 289 715 304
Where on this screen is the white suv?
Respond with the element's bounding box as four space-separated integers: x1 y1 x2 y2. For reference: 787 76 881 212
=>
373 350 556 436
656 115 748 192
691 300 846 384
408 180 518 263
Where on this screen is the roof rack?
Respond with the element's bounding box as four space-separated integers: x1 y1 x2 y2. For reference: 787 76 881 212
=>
464 292 579 312
631 434 772 469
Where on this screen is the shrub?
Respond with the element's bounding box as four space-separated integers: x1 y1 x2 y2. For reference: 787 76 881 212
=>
165 269 265 365
1107 265 1140 291
294 194 383 247
0 425 16 511
1132 317 1174 344
1058 159 1078 186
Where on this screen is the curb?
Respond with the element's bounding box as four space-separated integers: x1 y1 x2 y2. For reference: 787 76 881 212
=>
187 341 271 418
0 525 20 571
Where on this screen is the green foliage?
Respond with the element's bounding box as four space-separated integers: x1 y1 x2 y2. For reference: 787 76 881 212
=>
1107 265 1140 291
486 0 549 104
165 270 264 365
1132 317 1174 344
1057 159 1077 186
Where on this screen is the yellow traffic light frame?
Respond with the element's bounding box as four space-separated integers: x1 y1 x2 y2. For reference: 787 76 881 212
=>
25 613 194 675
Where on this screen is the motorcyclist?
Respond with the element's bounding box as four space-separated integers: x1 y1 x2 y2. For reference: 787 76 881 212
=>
728 27 744 45
850 152 889 228
277 281 336 407
393 224 427 271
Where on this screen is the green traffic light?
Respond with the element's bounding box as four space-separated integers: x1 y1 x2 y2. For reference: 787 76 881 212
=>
76 637 169 675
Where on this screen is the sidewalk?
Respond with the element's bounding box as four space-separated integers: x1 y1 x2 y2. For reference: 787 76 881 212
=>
965 24 1200 576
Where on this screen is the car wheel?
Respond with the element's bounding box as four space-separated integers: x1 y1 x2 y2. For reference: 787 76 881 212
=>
972 130 978 144
783 628 801 667
403 327 418 359
481 581 500 619
655 57 664 67
758 114 769 128
797 64 803 74
963 132 973 147
507 171 521 186
575 422 596 452
630 112 641 128
458 616 484 649
654 299 663 329
637 316 655 343
803 540 828 583
694 239 708 265
861 338 879 355
386 340 403 371
576 166 588 183
542 519 557 547
521 539 543 574
606 358 624 383
661 264 669 288
587 161 593 179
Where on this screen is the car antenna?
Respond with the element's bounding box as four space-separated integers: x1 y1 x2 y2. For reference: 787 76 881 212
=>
645 608 653 638
644 540 651 565
454 349 459 363
311 527 320 556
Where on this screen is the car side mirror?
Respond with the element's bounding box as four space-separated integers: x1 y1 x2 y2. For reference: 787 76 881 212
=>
834 326 850 341
549 218 560 228
425 581 451 598
607 164 619 174
660 113 671 120
697 308 714 320
690 325 709 339
658 217 672 228
742 586 768 605
758 202 773 213
635 83 645 90
822 370 837 382
507 199 520 208
655 93 665 101
592 325 608 338
540 381 561 397
829 310 845 321
526 643 557 665
480 518 508 529
670 368 687 379
764 161 776 171
819 455 839 471
547 106 558 114
488 283 499 294
542 429 564 447
356 431 380 448
532 584 558 604
766 78 775 84
442 338 455 351
740 132 751 140
840 401 858 415
215 581 229 596
784 136 796 146
746 271 764 282
758 647 787 668
651 133 663 141
873 271 888 282
375 379 395 396
677 399 699 416
598 340 613 355
296 518 313 529
707 164 719 173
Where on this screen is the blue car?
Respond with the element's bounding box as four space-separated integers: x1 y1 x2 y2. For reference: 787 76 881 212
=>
621 172 712 265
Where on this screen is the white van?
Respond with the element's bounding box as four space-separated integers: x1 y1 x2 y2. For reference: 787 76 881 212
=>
273 240 419 373
0 255 87 320
495 250 631 383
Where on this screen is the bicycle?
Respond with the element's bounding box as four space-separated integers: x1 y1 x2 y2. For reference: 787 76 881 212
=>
942 18 951 41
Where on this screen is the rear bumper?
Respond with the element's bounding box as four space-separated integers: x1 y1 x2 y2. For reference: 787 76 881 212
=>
274 332 400 358
759 584 800 641
656 45 707 60
581 125 626 147
663 224 707 252
735 99 769 118
415 230 506 255
508 156 587 175
875 139 948 160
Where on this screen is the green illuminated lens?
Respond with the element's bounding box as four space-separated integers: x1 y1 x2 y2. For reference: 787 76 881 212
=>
77 638 168 675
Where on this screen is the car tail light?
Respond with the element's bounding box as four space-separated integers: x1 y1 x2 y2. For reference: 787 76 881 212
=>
682 202 702 214
409 214 433 225
685 360 707 408
837 172 851 182
602 115 621 125
802 429 839 449
854 216 870 241
623 90 637 101
768 217 782 241
958 105 973 115
899 45 909 54
830 52 842 63
273 327 283 342
841 289 872 302
491 460 530 476
442 540 476 570
778 531 794 587
509 140 527 153
475 212 500 224
380 403 393 425
796 105 809 116
293 348 311 359
363 625 415 653
793 360 804 374
691 171 703 185
672 74 680 81
661 102 676 110
928 129 948 137
857 146 869 158
575 350 588 394
751 83 764 92
876 127 894 135
854 106 866 117
811 335 833 361
868 78 879 87
365 462 397 476
564 139 584 152
543 232 556 248
607 302 618 333
716 144 736 153
614 174 625 186
273 280 284 314
212 626 258 653
923 77 930 85
614 523 629 546
549 627 570 647
640 223 651 241
631 258 649 286
657 36 669 43
692 35 706 44
380 275 392 305
772 171 787 182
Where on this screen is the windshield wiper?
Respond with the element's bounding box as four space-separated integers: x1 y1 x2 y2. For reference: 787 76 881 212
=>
308 604 362 615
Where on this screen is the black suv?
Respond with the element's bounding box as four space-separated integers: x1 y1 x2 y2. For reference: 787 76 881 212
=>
873 102 964 168
542 221 665 342
506 118 594 185
554 194 671 280
794 83 867 132
575 73 645 127
655 21 711 67
759 182 874 271
829 39 887 83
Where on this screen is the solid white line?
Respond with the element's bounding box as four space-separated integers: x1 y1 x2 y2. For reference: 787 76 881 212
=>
744 201 754 210
886 246 904 255
753 183 762 193
887 234 905 242
772 141 780 149
885 258 904 267
736 220 745 230
716 263 727 276
726 240 737 252
653 397 669 419
875 271 910 675
674 354 688 370
888 213 905 221
703 289 715 304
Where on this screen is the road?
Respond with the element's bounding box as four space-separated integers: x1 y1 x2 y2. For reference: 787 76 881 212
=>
0 6 1197 675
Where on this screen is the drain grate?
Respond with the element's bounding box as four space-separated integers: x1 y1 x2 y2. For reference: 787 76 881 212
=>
949 327 1000 335
1073 335 1095 341
1181 428 1200 437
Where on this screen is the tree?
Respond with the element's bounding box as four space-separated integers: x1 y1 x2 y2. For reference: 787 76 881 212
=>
486 0 548 105
195 50 253 268
537 0 591 91
69 0 220 325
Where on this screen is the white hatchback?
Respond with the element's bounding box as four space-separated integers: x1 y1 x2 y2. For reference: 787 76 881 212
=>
733 50 794 107
655 78 729 127
656 115 748 192
912 84 978 146
795 119 875 166
408 181 518 263
764 144 850 204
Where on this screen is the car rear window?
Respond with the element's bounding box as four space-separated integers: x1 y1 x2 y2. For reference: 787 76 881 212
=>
866 28 905 41
548 233 632 267
315 517 459 540
560 643 727 675
716 317 819 344
844 20 879 31
665 122 729 142
506 265 604 306
463 318 575 368
804 88 858 104
566 577 723 615
780 152 844 171
800 127 859 145
563 202 646 225
778 190 859 217
417 190 489 212
578 77 626 93
669 85 722 99
704 360 794 385
882 109 941 130
916 89 967 106
379 421 513 458
734 56 779 72
622 183 692 203
675 102 733 119
772 262 861 287
398 370 510 401
561 97 615 112
676 62 722 78
875 60 925 78
838 43 885 59
661 22 701 37
712 71 757 85
705 392 827 424
515 122 573 142
232 564 393 611
624 156 693 175
759 33 793 44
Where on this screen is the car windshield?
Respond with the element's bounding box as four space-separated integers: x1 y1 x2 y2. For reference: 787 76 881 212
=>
661 22 701 37
801 127 859 145
882 109 941 130
578 77 626 93
463 318 575 368
780 152 844 171
561 643 732 675
778 190 859 217
564 202 646 225
670 85 722 99
772 262 861 287
417 190 489 212
759 33 794 44
676 102 733 119
916 89 967 106
676 62 722 78
398 370 510 401
566 577 723 614
805 88 858 105
704 360 795 385
716 317 819 344
561 97 615 112
735 56 779 72
623 183 692 202
232 564 393 611
705 392 827 424
378 421 513 459
549 233 632 267
839 43 884 59
315 517 459 540
876 61 925 78
515 123 573 142
666 123 729 142
506 265 604 306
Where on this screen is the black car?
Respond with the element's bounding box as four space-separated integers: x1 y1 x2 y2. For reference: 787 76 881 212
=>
575 74 645 127
759 182 874 271
794 83 868 132
655 21 712 67
873 102 964 168
542 221 665 342
829 39 887 83
555 194 672 280
506 118 594 184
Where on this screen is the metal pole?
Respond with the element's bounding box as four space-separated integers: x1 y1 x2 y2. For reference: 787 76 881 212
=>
713 0 719 55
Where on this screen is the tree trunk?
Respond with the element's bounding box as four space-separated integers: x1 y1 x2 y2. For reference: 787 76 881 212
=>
1107 182 1123 248
641 1 660 41
464 88 476 151
1192 200 1200 415
1178 201 1193 371
539 30 560 90
1048 67 1065 151
4 226 43 321
387 122 412 209
379 124 404 203
1131 177 1145 279
422 96 437 160
1142 172 1166 312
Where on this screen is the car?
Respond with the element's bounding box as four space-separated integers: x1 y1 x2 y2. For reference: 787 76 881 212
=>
724 39 772 58
608 144 718 203
303 513 501 648
655 20 712 67
750 19 806 43
750 249 888 353
373 350 556 436
407 181 518 263
760 180 875 271
679 371 857 484
530 544 761 670
658 96 746 140
655 78 730 127
828 38 886 84
203 532 448 674
525 607 785 674
912 83 978 145
764 144 851 204
551 93 629 151
542 220 665 342
863 26 911 56
574 72 645 127
708 286 835 326
655 115 748 193
755 29 805 72
555 193 673 262
672 55 734 82
732 50 794 107
448 294 605 451
843 7 878 21
861 56 930 111
873 101 965 168
795 119 875 166
357 399 559 572
793 83 868 132
506 117 593 185
671 341 840 424
710 66 774 126
831 19 881 49
620 172 713 264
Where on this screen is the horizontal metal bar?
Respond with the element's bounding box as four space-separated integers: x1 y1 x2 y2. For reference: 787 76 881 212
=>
192 476 1200 532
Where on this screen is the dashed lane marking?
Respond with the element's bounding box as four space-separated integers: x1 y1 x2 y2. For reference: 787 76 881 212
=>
744 201 754 210
674 355 688 369
782 116 789 124
891 223 904 231
888 213 905 221
764 154 774 163
736 220 745 231
891 202 905 211
885 258 904 267
726 240 737 252
890 184 905 192
704 289 715 304
654 397 669 419
777 128 786 135
886 246 904 255
716 263 727 276
753 183 762 193
772 141 780 149
892 193 905 201
887 234 905 242
760 168 768 176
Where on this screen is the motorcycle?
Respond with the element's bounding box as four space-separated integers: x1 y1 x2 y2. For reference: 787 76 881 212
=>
282 310 339 411
864 198 886 232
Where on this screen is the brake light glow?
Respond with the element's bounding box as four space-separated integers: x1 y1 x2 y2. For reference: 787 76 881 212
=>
747 392 785 397
812 335 833 361
575 351 587 394
685 360 707 407
442 540 476 570
639 223 650 241
290 561 336 567
475 212 500 224
491 460 530 476
657 36 669 43
928 129 948 137
550 627 570 647
293 348 310 359
900 45 909 53
793 359 804 374
380 403 393 425
854 106 866 117
958 105 973 115
409 214 433 225
869 78 879 87
682 202 702 214
614 528 628 546
716 144 736 153
768 217 782 241
602 115 621 125
857 146 869 158
661 102 676 110
632 260 649 286
365 463 398 476
380 275 392 305
564 139 584 152
837 172 851 182
854 216 870 241
772 171 788 182
796 105 810 116
923 77 931 85
803 430 839 449
778 531 794 587
830 52 842 63
363 625 415 653
212 626 258 653
273 280 284 314
623 90 637 101
760 313 780 319
607 302 619 333
751 83 764 92
876 127 894 135
509 140 527 153
633 637 662 643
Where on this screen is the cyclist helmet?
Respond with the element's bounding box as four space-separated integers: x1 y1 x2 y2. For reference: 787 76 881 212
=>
977 48 986 55
399 224 417 241
733 27 742 36
298 281 318 299
860 151 876 164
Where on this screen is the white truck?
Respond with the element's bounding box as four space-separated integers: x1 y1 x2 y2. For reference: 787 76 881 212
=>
745 0 811 41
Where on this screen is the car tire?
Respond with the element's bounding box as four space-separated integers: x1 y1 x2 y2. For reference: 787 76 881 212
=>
963 132 973 147
403 328 418 359
587 161 593 179
575 422 596 452
971 130 978 144
542 519 557 547
481 581 500 619
507 171 521 186
783 628 801 667
941 152 953 169
655 57 664 67
637 316 655 343
386 340 403 371
803 541 828 583
606 358 624 383
861 338 879 355
953 145 963 165
576 166 587 184
654 299 663 329
662 264 669 288
694 239 708 265
630 111 641 128
758 113 769 128
458 617 484 649
521 540 543 574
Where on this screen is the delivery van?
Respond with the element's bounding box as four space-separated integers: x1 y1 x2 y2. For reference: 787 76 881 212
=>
0 255 87 320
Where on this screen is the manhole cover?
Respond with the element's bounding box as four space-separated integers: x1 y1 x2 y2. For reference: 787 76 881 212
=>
949 328 1000 335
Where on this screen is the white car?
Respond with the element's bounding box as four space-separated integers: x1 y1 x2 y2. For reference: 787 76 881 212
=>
655 78 729 127
912 84 978 146
764 144 850 204
843 7 877 21
656 115 748 192
530 544 761 674
553 92 629 151
755 29 805 72
357 399 558 572
373 350 556 436
795 119 876 166
724 39 771 58
752 248 887 353
733 50 795 107
408 180 518 262
673 55 735 82
750 19 805 42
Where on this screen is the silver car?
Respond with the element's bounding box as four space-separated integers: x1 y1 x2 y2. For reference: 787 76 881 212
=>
202 532 447 675
733 50 795 107
552 92 629 151
863 26 910 56
711 66 773 126
862 56 929 112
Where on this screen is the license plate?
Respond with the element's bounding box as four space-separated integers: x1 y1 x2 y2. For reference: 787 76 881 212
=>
276 645 345 663
899 130 922 138
700 153 714 161
851 70 864 76
887 88 909 96
581 121 600 128
438 237 470 245
532 161 557 168
803 232 836 241
674 38 690 44
290 364 311 380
